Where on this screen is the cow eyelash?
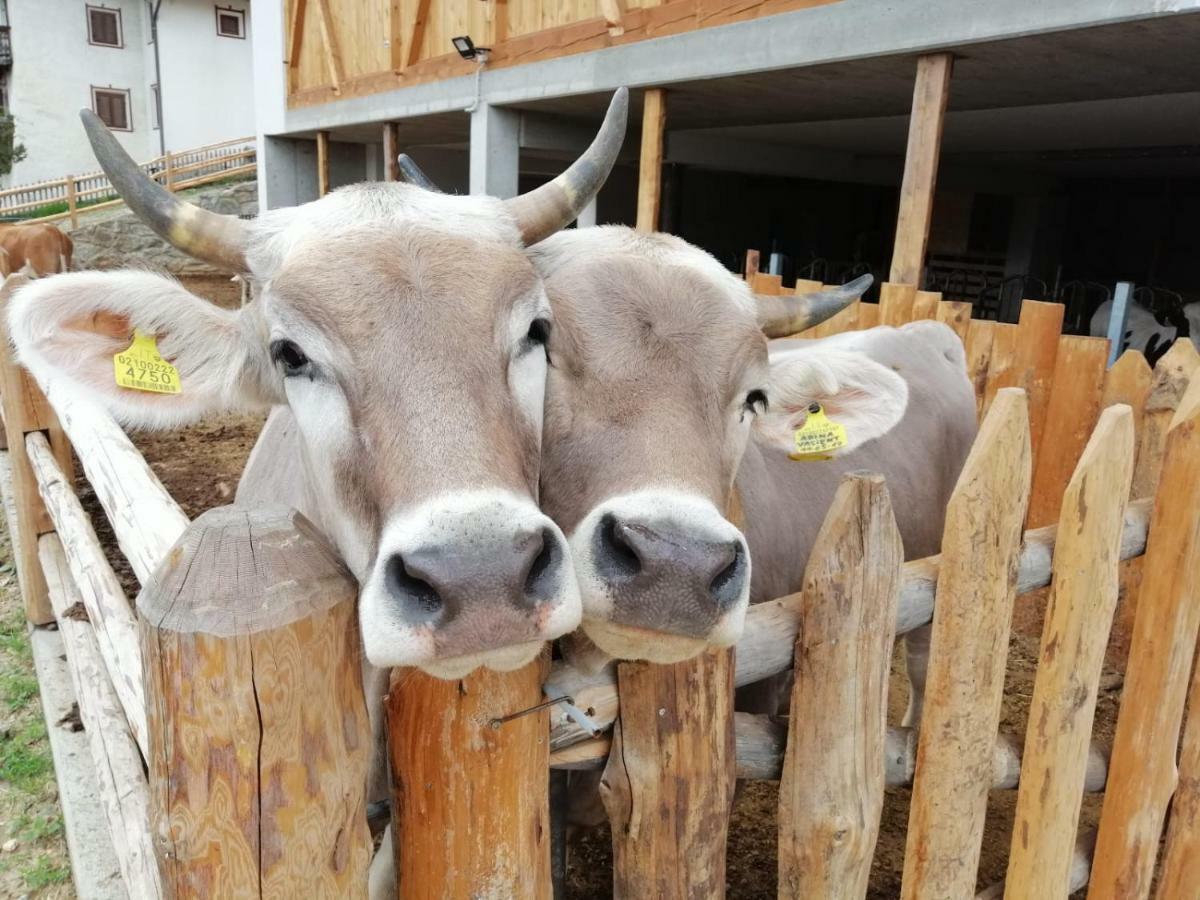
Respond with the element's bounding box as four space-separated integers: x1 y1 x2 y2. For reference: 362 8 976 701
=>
270 339 311 377
742 389 768 418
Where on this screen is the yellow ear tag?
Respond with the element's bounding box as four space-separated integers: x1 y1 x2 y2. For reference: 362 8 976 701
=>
113 330 182 394
789 403 847 461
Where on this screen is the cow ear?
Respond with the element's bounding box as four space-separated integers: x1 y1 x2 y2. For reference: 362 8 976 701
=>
752 349 908 457
8 271 281 428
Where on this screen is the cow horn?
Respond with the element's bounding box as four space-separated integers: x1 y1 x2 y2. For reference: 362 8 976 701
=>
756 274 874 338
396 155 444 193
80 109 249 272
503 87 628 246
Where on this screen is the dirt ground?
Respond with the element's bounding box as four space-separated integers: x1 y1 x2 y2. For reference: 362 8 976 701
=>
16 274 1136 897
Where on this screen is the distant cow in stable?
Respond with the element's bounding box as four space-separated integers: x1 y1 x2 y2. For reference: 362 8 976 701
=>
1090 296 1200 365
0 223 73 276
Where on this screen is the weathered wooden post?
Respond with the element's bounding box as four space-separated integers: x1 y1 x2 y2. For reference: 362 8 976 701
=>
138 505 372 898
65 175 79 226
777 472 902 899
386 657 552 898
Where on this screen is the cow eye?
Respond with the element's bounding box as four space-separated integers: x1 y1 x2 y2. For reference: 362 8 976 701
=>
742 389 768 418
527 318 552 346
271 339 310 376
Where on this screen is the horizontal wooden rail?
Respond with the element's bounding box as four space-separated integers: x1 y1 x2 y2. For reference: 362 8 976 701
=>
25 431 147 755
36 378 189 584
550 714 1110 792
546 497 1153 751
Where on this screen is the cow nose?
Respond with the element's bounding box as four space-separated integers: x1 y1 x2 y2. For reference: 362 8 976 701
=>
595 512 747 615
383 525 563 626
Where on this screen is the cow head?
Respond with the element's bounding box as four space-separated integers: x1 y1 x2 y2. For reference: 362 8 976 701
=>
9 91 628 678
528 228 905 663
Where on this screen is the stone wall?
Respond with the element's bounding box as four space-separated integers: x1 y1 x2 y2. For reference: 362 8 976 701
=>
69 180 258 274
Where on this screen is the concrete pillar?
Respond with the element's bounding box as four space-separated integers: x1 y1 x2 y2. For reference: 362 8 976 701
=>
577 198 598 228
470 103 520 199
260 135 319 210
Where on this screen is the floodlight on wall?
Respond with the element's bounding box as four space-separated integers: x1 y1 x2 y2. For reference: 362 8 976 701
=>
452 36 489 61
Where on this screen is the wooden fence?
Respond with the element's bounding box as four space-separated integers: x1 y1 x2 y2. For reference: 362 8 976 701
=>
0 137 256 227
3 264 1200 898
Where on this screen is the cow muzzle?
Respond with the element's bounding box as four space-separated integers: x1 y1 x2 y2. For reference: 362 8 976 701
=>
360 491 581 677
570 490 750 663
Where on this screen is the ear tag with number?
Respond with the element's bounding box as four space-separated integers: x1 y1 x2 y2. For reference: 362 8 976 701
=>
113 330 182 394
789 402 847 461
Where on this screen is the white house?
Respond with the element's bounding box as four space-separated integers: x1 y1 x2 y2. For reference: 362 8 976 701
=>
2 0 255 186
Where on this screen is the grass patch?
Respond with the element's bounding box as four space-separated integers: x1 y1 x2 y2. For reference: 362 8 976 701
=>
2 671 39 710
0 721 52 790
13 811 63 843
23 854 70 889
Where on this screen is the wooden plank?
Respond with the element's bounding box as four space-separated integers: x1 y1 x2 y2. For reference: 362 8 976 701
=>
1026 336 1108 528
388 659 551 899
140 506 371 898
1157 625 1200 897
880 281 916 327
599 0 627 33
636 88 667 232
602 648 735 899
1089 377 1200 900
313 0 345 90
0 274 55 623
382 122 400 182
911 289 940 320
743 248 759 282
1014 300 1066 466
287 0 310 94
935 299 972 344
981 322 1018 421
751 272 783 295
777 473 901 899
39 534 163 900
317 130 331 197
406 0 433 68
858 302 880 329
1131 338 1199 499
1101 350 1153 463
1005 406 1135 897
890 53 954 286
901 388 1032 899
388 0 405 70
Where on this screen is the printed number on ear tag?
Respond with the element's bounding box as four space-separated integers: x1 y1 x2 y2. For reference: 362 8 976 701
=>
113 330 182 394
789 403 847 461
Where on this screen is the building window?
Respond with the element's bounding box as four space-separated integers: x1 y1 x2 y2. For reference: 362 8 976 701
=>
150 83 159 129
86 6 123 48
92 87 131 131
215 6 245 39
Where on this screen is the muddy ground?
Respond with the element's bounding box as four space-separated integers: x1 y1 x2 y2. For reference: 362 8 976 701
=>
66 275 1135 898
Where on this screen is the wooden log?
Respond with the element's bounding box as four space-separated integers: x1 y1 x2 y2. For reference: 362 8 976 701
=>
387 658 552 900
382 122 400 182
601 648 735 899
901 388 1032 899
1101 350 1153 446
751 271 783 295
1089 377 1200 900
1005 406 1135 897
1027 335 1108 528
544 497 1153 752
880 282 916 327
139 505 371 898
777 473 901 899
1014 300 1066 465
890 52 953 286
25 431 146 755
981 322 1019 421
38 533 162 900
858 302 881 329
1131 338 1198 499
1156 626 1200 897
35 377 189 585
935 299 972 344
553 713 1110 791
911 289 940 320
979 830 1096 899
317 130 331 196
0 274 59 623
743 249 760 282
636 88 666 232
964 318 996 418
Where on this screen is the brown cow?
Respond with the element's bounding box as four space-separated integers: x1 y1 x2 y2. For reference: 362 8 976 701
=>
0 223 73 275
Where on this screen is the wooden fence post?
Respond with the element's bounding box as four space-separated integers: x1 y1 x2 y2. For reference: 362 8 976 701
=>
163 152 175 192
65 175 78 226
138 505 372 898
601 647 735 899
636 88 666 232
777 472 901 899
879 282 916 327
901 388 1032 899
1004 406 1135 896
1089 377 1200 900
1156 626 1200 897
0 273 71 624
317 130 331 197
1131 338 1199 498
386 658 552 899
382 122 400 182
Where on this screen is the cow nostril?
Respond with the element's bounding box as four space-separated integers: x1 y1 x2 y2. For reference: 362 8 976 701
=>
522 527 560 602
384 553 443 625
596 513 642 580
709 541 746 609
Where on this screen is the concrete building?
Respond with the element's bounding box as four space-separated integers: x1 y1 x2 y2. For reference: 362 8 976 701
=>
2 0 254 186
252 0 1200 330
